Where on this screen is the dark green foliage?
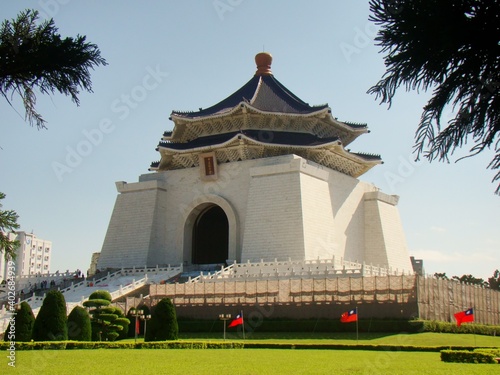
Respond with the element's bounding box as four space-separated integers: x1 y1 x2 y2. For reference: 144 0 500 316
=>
102 306 129 340
83 292 128 341
0 9 107 129
127 305 151 338
127 307 138 338
145 298 178 341
82 299 110 308
67 306 91 341
115 317 130 340
422 320 500 336
3 302 34 342
433 272 449 280
32 290 68 341
176 318 500 337
103 305 130 340
440 349 497 364
451 274 487 287
178 318 425 334
488 269 500 291
0 340 496 352
368 0 500 193
138 304 150 336
0 192 20 260
88 290 112 302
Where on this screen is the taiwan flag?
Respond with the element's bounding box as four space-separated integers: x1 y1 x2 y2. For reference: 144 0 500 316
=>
454 308 474 327
228 313 243 328
340 309 358 323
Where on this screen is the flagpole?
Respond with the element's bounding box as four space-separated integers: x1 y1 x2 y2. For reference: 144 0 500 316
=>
473 306 476 348
241 310 245 340
355 307 359 343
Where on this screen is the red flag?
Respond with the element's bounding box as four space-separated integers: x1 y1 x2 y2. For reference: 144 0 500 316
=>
228 313 243 328
135 318 140 334
454 308 474 327
340 309 357 323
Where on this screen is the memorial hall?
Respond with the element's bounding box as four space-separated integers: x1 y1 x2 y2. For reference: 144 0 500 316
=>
97 52 413 276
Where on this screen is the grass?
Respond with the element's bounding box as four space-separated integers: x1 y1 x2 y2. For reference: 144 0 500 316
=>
176 331 500 347
6 333 500 374
7 349 500 375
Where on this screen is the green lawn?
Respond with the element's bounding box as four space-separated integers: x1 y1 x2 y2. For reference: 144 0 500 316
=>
7 349 500 375
176 331 500 347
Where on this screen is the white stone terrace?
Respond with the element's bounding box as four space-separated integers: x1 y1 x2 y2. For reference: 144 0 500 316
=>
188 258 412 283
0 265 182 332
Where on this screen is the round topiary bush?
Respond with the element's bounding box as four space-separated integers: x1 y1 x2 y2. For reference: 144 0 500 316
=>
88 290 112 302
32 290 68 341
67 306 92 341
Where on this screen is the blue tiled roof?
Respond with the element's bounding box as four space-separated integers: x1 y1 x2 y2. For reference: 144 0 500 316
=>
171 75 329 118
158 130 339 150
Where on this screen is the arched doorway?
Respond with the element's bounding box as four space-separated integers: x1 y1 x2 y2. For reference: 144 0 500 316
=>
192 205 229 264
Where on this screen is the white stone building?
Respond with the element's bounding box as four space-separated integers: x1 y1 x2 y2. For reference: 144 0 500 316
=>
97 53 413 274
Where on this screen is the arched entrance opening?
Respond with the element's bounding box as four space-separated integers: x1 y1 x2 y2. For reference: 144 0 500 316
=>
192 205 229 264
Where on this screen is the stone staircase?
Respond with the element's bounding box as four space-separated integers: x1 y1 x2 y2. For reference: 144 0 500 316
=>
0 265 182 333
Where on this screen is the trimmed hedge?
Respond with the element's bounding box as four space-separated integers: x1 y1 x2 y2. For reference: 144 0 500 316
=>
177 318 426 334
440 349 498 364
176 318 500 336
0 340 494 352
0 341 244 350
475 348 500 357
422 320 500 336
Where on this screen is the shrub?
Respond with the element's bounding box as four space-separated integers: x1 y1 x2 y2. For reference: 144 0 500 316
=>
145 298 178 341
32 290 68 341
127 307 138 338
440 349 497 364
176 318 426 334
127 305 151 338
83 291 128 341
3 302 35 342
67 306 92 341
88 290 112 301
422 320 500 336
115 317 130 340
474 348 500 359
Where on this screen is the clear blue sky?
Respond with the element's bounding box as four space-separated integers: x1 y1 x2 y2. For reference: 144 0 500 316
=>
1 1 498 279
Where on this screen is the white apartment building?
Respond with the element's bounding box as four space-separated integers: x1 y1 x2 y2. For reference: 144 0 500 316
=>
0 231 52 281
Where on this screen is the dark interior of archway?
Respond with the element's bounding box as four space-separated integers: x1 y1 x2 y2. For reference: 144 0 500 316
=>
192 205 229 264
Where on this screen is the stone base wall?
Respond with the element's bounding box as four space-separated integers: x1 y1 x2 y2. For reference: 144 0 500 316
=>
98 154 413 274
